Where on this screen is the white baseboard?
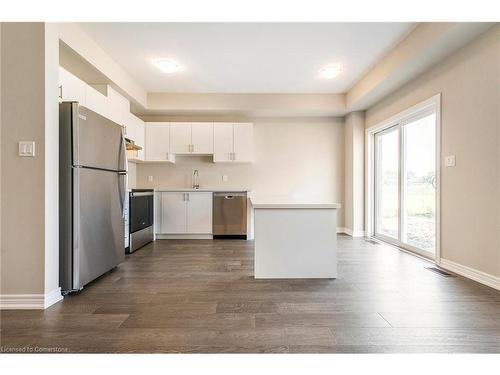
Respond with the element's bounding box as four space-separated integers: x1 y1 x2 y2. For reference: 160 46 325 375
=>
440 259 500 291
44 287 63 308
0 287 63 310
342 227 365 237
337 227 365 237
156 234 214 240
0 294 44 309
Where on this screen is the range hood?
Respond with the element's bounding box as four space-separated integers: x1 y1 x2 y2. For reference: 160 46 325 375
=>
125 137 142 151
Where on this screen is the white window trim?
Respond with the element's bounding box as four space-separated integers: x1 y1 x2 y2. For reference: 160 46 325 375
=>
365 93 441 264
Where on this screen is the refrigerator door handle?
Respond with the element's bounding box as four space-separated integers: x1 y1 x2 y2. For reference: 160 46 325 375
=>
118 172 128 218
118 132 128 218
119 132 128 172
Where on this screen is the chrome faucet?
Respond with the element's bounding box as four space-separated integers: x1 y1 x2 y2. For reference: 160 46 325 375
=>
192 169 200 189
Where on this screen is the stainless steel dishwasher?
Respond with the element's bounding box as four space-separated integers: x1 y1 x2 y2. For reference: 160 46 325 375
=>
213 192 247 239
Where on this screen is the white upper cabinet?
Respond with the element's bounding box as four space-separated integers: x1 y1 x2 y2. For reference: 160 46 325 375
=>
107 86 129 126
191 123 214 154
170 123 192 154
125 113 145 161
213 123 254 163
145 122 175 162
85 85 109 119
58 68 252 164
171 123 214 155
59 67 86 104
213 123 234 162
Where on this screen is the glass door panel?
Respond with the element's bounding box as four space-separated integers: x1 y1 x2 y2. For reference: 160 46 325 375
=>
374 128 399 240
402 113 436 253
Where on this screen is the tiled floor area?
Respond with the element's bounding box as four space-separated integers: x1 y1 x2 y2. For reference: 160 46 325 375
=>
1 235 499 353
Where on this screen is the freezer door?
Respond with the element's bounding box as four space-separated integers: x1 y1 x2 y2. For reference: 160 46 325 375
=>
73 167 125 289
73 103 127 172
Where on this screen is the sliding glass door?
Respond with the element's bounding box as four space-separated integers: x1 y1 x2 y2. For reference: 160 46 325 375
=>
374 110 437 257
374 127 400 241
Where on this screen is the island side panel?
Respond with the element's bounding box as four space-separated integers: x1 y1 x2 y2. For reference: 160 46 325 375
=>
254 208 338 278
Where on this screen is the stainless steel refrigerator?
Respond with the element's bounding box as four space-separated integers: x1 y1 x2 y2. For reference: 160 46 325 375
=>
59 102 127 294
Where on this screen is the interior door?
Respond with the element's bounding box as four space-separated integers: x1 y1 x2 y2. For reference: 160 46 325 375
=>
191 123 214 154
374 127 400 241
213 123 233 162
75 168 125 289
186 192 213 234
233 123 254 162
160 192 187 233
170 123 192 154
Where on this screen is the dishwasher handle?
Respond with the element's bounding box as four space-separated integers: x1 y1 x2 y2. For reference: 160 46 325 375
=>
214 192 247 198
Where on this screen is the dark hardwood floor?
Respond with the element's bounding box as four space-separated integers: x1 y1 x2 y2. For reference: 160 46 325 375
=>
2 235 500 353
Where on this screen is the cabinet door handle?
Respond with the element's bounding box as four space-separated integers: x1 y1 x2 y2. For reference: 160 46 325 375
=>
233 152 236 161
191 144 194 153
186 193 190 201
58 85 63 99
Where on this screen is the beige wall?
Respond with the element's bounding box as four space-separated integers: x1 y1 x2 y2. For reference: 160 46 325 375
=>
366 26 500 278
344 112 365 234
127 161 137 189
136 117 345 227
1 23 46 294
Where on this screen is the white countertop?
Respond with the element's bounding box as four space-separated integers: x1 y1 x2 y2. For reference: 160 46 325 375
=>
250 197 340 209
152 188 250 192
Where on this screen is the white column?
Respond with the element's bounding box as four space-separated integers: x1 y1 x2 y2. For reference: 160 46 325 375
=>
344 111 365 237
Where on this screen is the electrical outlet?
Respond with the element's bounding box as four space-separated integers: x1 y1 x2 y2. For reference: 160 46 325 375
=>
222 175 228 182
148 175 154 182
445 155 456 167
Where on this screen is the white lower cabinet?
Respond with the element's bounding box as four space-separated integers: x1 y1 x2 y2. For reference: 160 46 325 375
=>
186 192 213 234
160 192 188 233
159 192 213 234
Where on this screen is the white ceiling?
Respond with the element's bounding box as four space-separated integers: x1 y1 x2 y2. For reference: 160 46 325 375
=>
79 23 415 94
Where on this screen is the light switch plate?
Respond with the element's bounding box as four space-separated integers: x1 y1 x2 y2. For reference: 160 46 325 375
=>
222 175 228 182
148 175 154 182
445 155 456 167
19 141 35 157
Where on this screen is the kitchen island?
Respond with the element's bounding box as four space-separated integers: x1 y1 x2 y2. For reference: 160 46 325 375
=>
251 198 340 279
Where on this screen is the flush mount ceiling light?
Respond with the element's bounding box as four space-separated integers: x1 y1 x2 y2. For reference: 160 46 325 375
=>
154 58 182 74
319 63 343 79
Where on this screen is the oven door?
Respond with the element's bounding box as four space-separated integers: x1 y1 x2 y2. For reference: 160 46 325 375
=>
130 192 154 233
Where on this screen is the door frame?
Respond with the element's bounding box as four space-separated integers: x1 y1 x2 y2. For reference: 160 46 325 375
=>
365 94 441 264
